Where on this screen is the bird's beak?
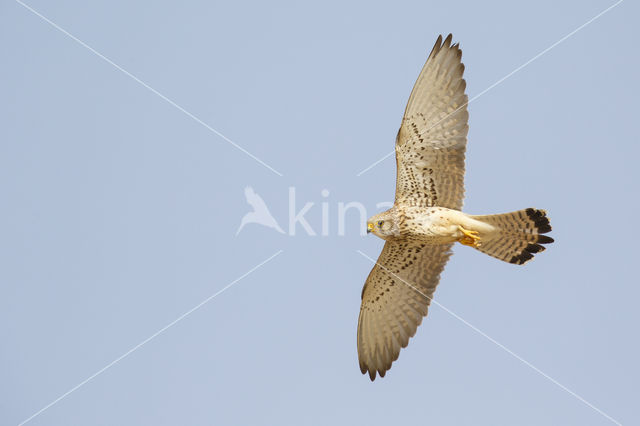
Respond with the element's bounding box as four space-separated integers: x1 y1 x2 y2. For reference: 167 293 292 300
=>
367 223 374 234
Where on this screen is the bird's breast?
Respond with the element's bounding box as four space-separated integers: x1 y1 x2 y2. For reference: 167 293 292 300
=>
398 207 462 242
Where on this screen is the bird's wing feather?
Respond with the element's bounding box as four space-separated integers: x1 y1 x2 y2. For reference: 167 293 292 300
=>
357 240 453 380
395 34 469 210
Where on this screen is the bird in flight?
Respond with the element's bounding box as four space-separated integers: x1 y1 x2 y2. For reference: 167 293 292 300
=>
358 34 554 381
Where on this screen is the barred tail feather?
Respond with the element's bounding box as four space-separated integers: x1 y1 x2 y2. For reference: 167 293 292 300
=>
471 208 554 265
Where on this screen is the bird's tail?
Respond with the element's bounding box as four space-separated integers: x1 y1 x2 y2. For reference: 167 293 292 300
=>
470 208 554 265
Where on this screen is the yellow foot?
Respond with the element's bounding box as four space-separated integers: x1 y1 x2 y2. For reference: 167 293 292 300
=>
458 225 481 248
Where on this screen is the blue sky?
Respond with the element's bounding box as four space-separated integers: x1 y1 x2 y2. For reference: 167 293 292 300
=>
1 1 638 425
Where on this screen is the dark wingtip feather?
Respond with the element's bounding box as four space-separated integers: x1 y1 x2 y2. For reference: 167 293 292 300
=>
525 243 545 254
525 208 553 234
428 35 444 59
537 235 554 244
509 251 534 265
444 33 453 47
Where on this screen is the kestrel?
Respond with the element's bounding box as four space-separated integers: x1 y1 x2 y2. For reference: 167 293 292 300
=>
358 34 554 381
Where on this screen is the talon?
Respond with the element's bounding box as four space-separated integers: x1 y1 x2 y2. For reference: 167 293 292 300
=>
458 225 481 248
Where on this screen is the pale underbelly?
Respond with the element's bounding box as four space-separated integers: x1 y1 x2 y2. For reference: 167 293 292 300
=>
400 207 479 243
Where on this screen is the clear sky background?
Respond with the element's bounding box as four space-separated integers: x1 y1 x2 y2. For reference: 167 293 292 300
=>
1 0 639 425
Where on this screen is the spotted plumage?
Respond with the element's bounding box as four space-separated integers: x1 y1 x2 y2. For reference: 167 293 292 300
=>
358 34 554 381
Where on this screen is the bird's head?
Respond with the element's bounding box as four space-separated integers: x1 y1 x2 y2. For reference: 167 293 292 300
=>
366 209 399 240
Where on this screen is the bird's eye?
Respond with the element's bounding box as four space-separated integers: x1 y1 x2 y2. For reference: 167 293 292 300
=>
377 220 384 227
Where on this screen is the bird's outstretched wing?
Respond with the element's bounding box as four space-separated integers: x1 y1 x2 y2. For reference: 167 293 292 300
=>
357 241 453 380
395 34 469 210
